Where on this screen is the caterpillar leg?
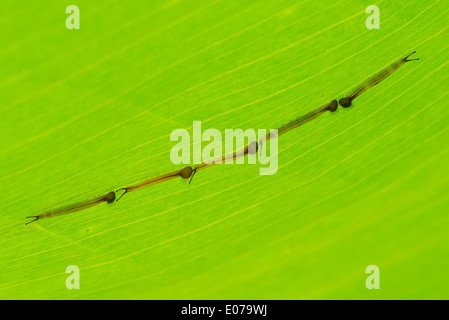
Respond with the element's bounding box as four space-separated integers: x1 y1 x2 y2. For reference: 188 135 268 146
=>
189 168 197 184
115 188 128 202
25 216 39 225
404 51 419 62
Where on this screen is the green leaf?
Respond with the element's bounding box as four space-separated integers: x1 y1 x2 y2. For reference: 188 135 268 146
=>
1 0 448 299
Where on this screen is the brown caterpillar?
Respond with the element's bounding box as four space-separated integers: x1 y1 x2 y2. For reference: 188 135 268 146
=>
339 51 419 108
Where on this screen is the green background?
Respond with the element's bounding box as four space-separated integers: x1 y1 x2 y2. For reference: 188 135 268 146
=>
1 0 448 299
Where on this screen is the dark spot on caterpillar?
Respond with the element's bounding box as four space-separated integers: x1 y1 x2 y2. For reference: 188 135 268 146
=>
180 166 197 184
248 141 259 154
104 191 116 203
328 100 338 112
339 97 352 108
180 166 193 179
